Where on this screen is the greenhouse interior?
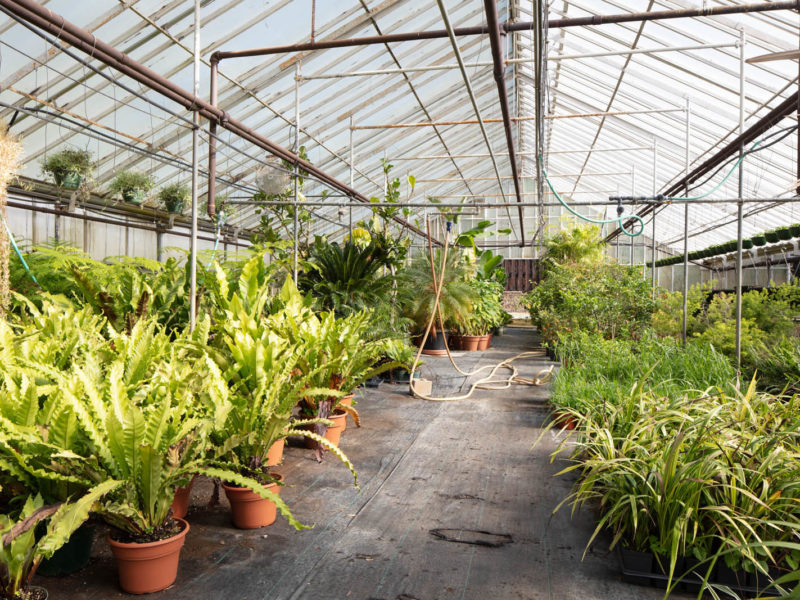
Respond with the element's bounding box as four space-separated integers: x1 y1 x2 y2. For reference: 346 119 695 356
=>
3 0 800 599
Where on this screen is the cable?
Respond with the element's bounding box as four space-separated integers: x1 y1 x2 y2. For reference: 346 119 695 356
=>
0 213 41 289
408 226 554 402
539 155 645 237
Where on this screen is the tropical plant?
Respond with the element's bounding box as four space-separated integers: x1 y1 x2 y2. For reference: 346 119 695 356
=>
298 238 396 318
401 249 477 335
542 224 605 269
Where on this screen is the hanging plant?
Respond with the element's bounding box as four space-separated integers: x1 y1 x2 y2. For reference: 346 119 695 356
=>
776 226 792 241
41 147 93 190
751 234 766 247
790 223 800 238
109 170 153 205
764 229 780 244
0 122 22 316
158 183 189 214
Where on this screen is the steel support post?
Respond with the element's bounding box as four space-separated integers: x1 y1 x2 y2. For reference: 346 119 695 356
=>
293 62 300 284
651 139 657 296
735 30 746 368
682 98 691 347
189 0 200 332
349 116 354 235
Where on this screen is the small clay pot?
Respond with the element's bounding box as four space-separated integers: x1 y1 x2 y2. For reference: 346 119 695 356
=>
266 439 285 467
460 335 481 351
223 474 284 529
170 476 196 520
323 411 347 446
108 518 189 594
477 335 491 350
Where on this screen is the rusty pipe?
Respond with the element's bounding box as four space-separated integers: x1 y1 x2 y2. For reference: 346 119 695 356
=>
208 2 798 62
207 58 218 219
0 0 438 244
484 0 524 246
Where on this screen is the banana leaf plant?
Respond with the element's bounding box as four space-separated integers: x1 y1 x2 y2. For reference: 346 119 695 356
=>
0 484 119 600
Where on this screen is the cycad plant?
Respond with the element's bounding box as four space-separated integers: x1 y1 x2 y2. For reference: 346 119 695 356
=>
298 238 396 318
401 250 477 335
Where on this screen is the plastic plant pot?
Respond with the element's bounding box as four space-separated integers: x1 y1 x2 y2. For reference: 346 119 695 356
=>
791 223 800 237
54 170 82 190
122 188 146 205
777 227 792 241
765 230 779 243
742 239 754 250
751 235 766 246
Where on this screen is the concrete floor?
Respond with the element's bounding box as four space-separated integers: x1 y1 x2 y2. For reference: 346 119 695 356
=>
41 328 689 600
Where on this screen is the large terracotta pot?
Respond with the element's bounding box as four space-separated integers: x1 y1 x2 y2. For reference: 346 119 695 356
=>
340 394 354 407
223 474 284 529
266 439 285 467
108 518 189 594
460 335 481 351
170 476 196 520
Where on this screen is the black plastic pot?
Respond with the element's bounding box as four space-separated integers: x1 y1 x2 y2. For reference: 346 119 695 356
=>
791 223 800 237
414 330 450 356
38 524 95 576
742 238 754 250
752 235 766 246
765 230 780 243
777 227 793 241
618 547 653 586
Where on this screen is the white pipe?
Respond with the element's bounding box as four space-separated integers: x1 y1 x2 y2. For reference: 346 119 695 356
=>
189 0 200 332
388 146 653 160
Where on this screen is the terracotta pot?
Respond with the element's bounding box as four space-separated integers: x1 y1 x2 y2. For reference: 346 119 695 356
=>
477 335 491 350
266 439 285 467
323 411 347 446
460 335 481 351
223 474 284 529
170 476 196 520
340 394 354 407
108 518 189 594
553 411 576 430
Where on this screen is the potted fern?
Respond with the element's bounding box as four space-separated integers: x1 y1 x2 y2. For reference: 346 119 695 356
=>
53 318 299 593
40 148 93 190
158 183 189 214
109 170 153 205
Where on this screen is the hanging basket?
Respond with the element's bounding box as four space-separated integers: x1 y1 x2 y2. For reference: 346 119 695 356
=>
255 159 291 196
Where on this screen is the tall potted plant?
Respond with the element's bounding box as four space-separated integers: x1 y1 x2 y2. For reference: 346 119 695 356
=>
401 250 476 355
41 148 93 190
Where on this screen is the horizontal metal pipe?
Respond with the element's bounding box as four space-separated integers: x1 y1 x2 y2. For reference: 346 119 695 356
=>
1 0 436 245
415 172 629 181
210 2 796 60
388 147 651 160
549 42 739 62
299 42 738 79
352 108 682 129
6 199 247 246
543 1 800 28
228 196 800 208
